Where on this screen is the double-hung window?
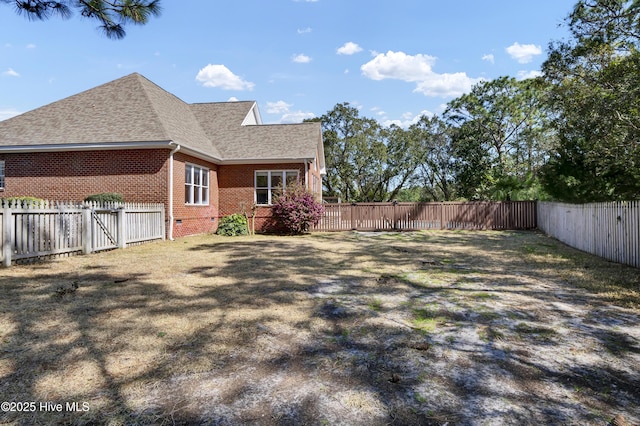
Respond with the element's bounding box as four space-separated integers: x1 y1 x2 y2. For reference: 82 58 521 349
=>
255 170 299 205
185 163 209 205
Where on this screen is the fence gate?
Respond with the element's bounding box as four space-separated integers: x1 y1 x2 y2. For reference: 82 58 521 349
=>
91 208 120 251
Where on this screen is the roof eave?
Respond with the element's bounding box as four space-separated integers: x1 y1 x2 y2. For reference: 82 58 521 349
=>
218 157 316 166
176 144 223 164
0 140 175 153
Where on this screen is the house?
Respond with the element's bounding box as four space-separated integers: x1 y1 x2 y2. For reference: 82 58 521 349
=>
0 73 325 238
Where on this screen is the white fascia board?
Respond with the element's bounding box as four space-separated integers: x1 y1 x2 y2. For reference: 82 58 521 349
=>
316 128 326 172
0 141 227 165
176 145 223 164
0 141 175 153
219 157 314 165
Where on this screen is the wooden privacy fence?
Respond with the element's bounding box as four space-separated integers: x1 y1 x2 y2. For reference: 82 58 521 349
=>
1 200 165 267
314 201 537 232
537 201 640 268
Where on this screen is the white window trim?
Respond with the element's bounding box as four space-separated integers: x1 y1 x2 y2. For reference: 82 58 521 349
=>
0 160 4 190
255 170 299 205
185 163 210 206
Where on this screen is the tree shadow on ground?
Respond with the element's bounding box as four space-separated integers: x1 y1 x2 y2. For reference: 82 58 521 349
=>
0 230 638 425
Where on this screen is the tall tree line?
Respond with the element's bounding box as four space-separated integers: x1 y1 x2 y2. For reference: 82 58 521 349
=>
310 0 640 203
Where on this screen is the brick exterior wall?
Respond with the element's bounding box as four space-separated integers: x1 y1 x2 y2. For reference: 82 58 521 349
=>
171 152 219 238
0 150 323 237
218 162 323 233
0 149 170 203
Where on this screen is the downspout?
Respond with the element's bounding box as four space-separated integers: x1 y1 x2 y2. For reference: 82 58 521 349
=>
168 144 181 241
304 159 308 190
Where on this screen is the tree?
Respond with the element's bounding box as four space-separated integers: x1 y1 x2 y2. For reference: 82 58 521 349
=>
307 103 378 202
1 0 161 39
541 0 640 201
444 77 551 200
311 103 429 202
381 123 429 201
410 115 456 201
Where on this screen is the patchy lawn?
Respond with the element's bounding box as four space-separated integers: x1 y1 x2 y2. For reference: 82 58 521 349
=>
1 230 639 425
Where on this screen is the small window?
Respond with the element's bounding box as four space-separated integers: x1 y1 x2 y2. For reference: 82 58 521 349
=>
255 170 299 205
0 160 4 189
185 163 209 205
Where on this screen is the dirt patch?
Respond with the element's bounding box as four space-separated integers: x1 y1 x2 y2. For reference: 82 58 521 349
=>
1 230 639 425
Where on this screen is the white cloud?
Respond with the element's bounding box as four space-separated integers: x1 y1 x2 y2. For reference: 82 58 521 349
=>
292 53 311 63
227 96 239 102
371 106 386 116
506 42 542 64
360 50 481 98
361 51 436 81
517 70 542 80
280 111 315 123
0 108 21 121
481 53 495 64
414 72 483 98
382 110 434 128
3 68 20 77
337 42 362 55
26 44 36 49
266 100 293 114
195 64 254 91
297 27 312 34
264 100 314 123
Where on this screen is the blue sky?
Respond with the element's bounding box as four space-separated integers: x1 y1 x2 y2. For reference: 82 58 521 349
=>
1 1 576 126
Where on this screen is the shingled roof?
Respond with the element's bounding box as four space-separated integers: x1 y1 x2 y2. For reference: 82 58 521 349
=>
0 73 324 166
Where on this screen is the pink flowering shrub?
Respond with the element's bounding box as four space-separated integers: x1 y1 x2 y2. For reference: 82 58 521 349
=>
272 183 325 234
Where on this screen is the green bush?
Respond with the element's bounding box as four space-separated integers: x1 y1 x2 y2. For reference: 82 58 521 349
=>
216 213 249 236
84 193 124 203
0 196 45 207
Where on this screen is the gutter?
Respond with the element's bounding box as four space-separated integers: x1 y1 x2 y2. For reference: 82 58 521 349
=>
168 143 181 241
0 140 175 153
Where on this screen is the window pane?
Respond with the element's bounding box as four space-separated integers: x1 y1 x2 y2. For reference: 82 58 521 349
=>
256 172 268 187
202 170 209 187
185 184 191 203
256 189 268 204
202 186 209 204
185 165 192 184
194 168 201 186
195 187 201 204
286 171 298 185
271 172 283 189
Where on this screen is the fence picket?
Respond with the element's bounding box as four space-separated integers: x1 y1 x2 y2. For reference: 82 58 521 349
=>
537 201 639 269
0 200 165 266
314 201 537 232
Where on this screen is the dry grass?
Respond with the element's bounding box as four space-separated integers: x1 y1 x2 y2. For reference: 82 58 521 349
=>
1 230 639 425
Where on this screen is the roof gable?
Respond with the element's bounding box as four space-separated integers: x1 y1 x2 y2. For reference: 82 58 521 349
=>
0 73 221 158
0 73 322 165
0 73 169 146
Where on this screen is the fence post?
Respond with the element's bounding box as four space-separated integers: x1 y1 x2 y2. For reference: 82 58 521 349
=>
117 207 126 249
392 201 397 230
82 207 92 255
3 207 12 267
351 203 356 230
160 204 166 241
